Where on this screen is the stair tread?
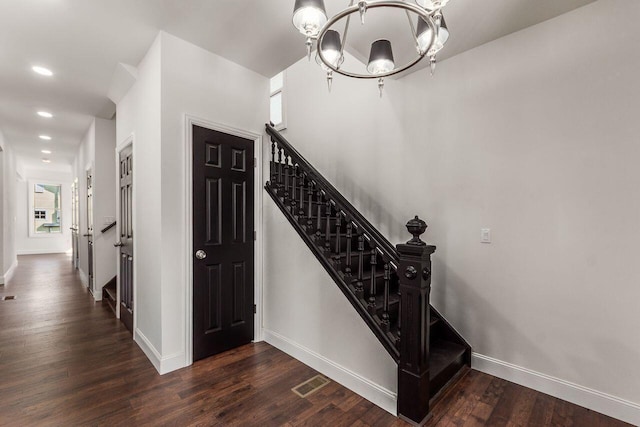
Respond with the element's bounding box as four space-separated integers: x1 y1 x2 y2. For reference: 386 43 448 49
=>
103 282 117 302
429 340 467 381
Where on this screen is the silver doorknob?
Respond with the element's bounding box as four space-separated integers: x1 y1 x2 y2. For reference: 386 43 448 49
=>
114 241 124 247
195 250 207 260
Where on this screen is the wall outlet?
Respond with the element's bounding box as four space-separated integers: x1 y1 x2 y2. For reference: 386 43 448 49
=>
481 228 491 243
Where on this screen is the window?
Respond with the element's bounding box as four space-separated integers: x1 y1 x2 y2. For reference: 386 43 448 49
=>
270 71 286 130
29 181 62 235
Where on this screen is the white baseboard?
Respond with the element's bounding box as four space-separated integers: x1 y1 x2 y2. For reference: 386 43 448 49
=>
1 259 18 285
263 329 397 416
134 328 186 375
159 352 187 375
472 353 640 426
134 328 162 373
89 286 102 302
17 249 68 255
78 268 89 288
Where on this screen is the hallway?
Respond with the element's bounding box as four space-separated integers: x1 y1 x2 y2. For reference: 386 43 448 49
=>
0 255 405 426
0 255 630 426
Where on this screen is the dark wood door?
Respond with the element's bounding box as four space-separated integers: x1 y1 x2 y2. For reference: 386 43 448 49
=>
86 170 94 289
193 125 255 361
119 146 134 334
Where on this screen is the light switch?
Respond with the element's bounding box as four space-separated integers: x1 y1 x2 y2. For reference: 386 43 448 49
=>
481 228 491 243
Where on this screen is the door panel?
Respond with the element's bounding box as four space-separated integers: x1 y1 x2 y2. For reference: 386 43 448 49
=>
86 171 94 289
193 125 255 361
119 146 134 334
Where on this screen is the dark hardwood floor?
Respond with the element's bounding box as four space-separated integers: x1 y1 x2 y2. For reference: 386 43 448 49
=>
0 255 630 426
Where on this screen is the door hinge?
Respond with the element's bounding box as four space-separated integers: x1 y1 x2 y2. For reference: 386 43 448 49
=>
253 304 257 314
254 231 257 241
254 158 257 168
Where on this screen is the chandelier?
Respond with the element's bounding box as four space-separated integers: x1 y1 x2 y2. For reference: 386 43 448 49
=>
292 0 451 96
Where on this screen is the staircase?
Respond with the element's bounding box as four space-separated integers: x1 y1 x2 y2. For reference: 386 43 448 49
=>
102 276 117 315
265 124 471 424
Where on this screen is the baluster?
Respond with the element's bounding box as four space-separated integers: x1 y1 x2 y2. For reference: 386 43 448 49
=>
382 263 390 332
290 164 298 210
396 287 401 347
270 139 276 183
307 180 314 228
299 172 306 217
333 212 342 268
277 147 284 189
324 200 332 252
355 234 364 299
316 191 323 237
368 248 378 314
344 222 353 278
283 155 291 201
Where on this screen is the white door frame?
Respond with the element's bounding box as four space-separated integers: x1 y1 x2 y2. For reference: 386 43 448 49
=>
184 115 264 367
115 134 135 325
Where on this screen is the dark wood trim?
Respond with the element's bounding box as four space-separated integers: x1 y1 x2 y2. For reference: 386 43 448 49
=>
265 184 400 361
266 124 398 264
100 221 116 234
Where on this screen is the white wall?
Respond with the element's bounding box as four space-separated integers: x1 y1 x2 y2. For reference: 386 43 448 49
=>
74 121 95 281
159 32 268 366
93 118 117 294
116 35 163 355
266 1 640 422
401 1 640 421
72 117 117 297
262 52 406 414
15 168 72 255
116 32 268 372
0 131 18 281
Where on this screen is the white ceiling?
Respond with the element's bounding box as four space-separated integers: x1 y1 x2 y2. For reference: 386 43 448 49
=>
0 0 596 168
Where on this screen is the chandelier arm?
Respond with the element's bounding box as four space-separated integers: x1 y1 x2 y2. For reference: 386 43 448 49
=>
405 9 419 50
317 0 437 79
338 0 356 67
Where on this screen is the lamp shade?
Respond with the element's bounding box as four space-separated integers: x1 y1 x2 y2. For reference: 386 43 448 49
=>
367 39 395 75
320 30 342 67
292 0 328 36
417 15 449 54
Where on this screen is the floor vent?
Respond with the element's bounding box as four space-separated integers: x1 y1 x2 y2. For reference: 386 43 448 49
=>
1 296 16 300
291 375 330 398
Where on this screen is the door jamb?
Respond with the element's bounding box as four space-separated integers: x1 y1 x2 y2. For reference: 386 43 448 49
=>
184 115 264 367
115 134 135 324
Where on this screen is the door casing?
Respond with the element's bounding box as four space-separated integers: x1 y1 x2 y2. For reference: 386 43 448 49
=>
184 115 264 367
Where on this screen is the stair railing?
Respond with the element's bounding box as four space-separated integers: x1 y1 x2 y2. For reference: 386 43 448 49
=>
265 123 438 424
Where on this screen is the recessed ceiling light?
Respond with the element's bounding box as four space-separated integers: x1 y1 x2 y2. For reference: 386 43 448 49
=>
37 111 53 118
32 66 53 77
41 150 52 154
39 135 52 140
42 159 51 163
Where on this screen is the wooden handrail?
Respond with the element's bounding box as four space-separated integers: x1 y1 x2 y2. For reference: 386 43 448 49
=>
266 124 399 265
101 221 116 234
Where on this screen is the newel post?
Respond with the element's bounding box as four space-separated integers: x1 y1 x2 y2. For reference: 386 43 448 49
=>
396 216 436 425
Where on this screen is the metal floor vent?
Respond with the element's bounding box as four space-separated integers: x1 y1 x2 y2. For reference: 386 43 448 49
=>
1 296 16 300
291 375 330 398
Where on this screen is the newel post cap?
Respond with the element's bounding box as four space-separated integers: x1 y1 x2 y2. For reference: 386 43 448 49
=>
405 215 428 246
